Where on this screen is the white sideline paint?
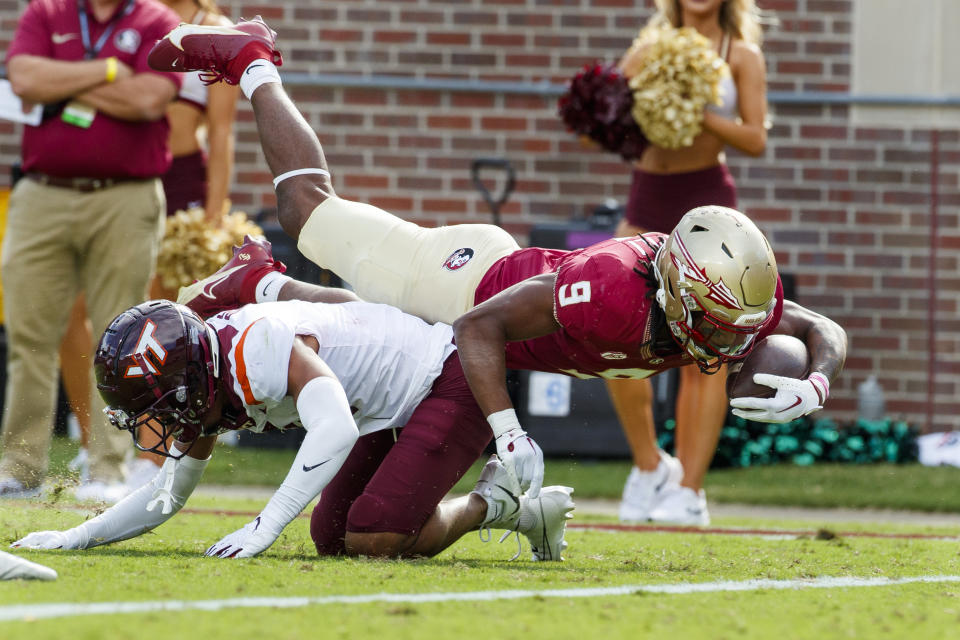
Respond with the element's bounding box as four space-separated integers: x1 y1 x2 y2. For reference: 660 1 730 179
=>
3 575 960 621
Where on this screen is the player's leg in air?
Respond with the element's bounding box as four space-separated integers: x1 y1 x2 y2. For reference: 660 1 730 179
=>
150 18 517 325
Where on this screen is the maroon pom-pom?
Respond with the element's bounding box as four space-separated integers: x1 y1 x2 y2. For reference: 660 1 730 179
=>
558 62 648 161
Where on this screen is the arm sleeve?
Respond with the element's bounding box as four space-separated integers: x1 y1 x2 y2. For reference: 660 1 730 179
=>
72 450 209 549
256 377 359 534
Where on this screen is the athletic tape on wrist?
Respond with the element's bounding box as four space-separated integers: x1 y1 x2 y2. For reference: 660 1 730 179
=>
486 408 522 438
255 271 293 303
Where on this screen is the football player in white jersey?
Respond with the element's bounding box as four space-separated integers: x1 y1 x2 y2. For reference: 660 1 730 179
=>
13 299 574 561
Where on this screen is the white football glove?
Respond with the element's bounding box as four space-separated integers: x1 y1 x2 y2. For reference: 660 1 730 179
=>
487 409 544 498
204 515 281 559
730 372 830 423
11 529 83 551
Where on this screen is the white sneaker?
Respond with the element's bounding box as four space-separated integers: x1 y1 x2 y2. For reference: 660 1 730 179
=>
472 455 521 529
67 447 90 482
618 450 684 522
125 458 162 491
0 550 57 581
74 480 129 504
516 486 576 561
0 476 42 499
66 413 82 440
648 485 710 526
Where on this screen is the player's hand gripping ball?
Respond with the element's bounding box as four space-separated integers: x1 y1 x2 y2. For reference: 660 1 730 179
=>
727 335 829 423
726 334 809 399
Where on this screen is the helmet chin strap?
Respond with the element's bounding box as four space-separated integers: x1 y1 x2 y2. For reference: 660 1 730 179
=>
651 243 668 311
204 325 220 379
132 352 164 400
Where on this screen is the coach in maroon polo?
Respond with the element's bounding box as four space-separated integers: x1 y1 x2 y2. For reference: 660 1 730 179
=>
0 0 182 502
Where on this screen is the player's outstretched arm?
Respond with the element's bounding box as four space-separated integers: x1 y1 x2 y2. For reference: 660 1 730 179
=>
453 273 562 498
205 338 359 559
277 279 362 305
773 300 848 384
730 301 848 423
12 438 215 551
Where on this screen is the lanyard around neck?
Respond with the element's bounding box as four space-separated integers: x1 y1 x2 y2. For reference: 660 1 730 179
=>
76 0 136 60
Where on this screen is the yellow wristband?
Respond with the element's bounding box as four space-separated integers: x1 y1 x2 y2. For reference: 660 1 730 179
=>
105 56 118 83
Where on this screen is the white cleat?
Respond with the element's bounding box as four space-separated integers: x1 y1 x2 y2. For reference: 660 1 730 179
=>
67 446 90 483
619 450 684 523
517 485 576 561
0 550 57 581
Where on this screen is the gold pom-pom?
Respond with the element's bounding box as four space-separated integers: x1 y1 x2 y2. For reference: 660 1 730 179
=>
628 26 729 149
155 207 265 291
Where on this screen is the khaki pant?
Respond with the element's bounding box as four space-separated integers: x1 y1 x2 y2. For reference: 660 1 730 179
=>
0 178 165 487
297 197 520 325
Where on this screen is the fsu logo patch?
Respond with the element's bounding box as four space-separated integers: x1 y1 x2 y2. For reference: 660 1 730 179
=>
442 248 474 271
114 29 141 55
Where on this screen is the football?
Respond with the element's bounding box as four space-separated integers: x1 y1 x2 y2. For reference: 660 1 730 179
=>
726 334 810 399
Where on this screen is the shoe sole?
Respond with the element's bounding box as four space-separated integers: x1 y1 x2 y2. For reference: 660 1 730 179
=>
167 24 258 51
175 265 247 306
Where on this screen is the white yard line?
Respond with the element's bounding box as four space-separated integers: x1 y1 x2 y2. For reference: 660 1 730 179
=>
3 575 959 622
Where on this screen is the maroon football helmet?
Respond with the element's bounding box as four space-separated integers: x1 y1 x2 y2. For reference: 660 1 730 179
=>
95 300 220 459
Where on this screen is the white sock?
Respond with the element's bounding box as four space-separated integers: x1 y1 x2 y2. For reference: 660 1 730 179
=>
516 499 536 532
239 60 282 100
255 271 292 303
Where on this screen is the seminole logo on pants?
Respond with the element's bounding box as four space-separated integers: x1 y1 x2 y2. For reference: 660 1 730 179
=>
442 248 474 271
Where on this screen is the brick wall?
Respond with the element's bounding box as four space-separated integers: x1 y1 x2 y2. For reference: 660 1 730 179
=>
1 0 958 431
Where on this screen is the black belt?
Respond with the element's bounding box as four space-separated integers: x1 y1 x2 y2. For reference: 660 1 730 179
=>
26 172 144 192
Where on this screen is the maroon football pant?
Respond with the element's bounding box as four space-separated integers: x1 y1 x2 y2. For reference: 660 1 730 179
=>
310 352 490 555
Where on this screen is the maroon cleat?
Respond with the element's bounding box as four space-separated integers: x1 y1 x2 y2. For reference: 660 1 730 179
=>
176 235 287 318
148 16 283 85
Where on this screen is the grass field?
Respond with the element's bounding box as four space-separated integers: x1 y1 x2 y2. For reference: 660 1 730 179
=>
41 437 960 512
2 438 959 638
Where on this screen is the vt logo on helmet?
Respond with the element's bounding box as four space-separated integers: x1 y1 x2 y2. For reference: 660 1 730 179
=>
123 319 168 378
653 206 778 373
94 300 220 458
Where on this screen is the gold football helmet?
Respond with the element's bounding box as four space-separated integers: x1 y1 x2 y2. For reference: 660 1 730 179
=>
653 206 778 371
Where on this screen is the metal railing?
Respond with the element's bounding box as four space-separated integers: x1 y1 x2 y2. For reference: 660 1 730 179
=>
281 72 960 107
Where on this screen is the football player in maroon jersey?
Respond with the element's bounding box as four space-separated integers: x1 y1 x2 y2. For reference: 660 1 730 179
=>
147 18 848 515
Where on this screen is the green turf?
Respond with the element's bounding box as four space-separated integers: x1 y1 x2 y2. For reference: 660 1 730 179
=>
45 437 960 512
2 495 959 639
